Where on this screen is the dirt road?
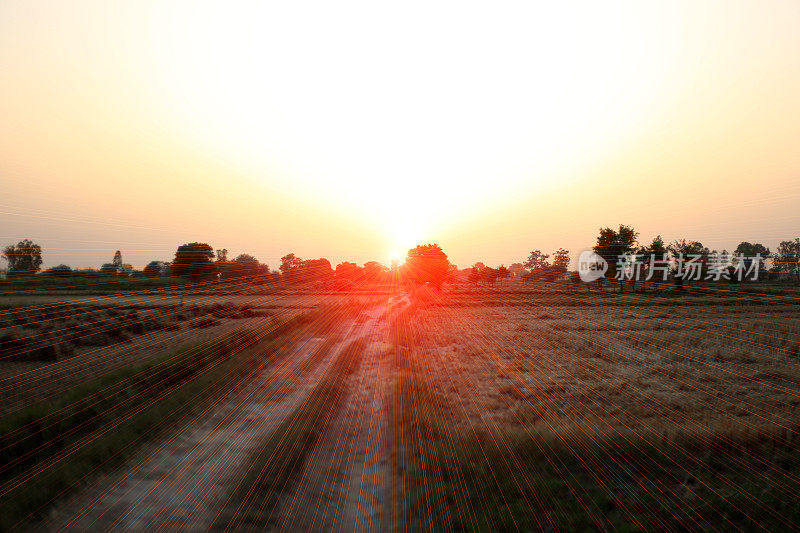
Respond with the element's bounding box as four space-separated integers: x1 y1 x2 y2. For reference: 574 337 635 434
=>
41 299 404 532
269 309 399 531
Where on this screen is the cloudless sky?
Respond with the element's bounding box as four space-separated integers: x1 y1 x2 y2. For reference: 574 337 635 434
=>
1 1 799 269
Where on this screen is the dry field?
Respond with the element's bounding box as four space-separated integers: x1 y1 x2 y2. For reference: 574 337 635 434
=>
404 298 800 437
394 289 800 530
2 286 799 530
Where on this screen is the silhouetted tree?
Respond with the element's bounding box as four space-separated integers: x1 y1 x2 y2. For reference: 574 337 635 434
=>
523 250 566 282
172 242 216 282
733 242 770 280
363 261 388 283
405 244 451 290
667 239 710 287
44 264 72 277
228 253 260 281
523 250 550 271
468 264 509 285
508 263 525 278
484 267 500 285
637 236 667 290
112 250 123 269
100 263 118 276
279 253 303 282
143 261 168 277
594 225 638 290
2 239 43 277
468 265 482 284
497 265 510 281
301 258 333 283
773 238 800 281
279 254 333 283
336 261 363 283
551 249 570 274
255 265 279 286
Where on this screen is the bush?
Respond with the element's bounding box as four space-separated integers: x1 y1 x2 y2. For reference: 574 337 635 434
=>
43 264 72 277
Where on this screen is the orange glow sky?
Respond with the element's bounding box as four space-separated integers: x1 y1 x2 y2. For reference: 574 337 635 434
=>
1 1 799 270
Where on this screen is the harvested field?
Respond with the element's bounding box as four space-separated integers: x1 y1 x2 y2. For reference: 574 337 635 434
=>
2 287 799 531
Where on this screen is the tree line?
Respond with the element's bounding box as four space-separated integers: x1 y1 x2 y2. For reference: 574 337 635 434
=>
2 234 799 288
456 227 800 289
590 225 800 290
0 240 455 290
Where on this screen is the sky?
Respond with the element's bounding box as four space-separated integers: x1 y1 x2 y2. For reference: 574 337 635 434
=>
1 0 799 270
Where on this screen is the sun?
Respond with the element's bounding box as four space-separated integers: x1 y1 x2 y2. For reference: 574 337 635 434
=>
386 218 425 256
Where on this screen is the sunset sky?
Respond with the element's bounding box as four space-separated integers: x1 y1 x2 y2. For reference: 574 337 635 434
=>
1 1 799 270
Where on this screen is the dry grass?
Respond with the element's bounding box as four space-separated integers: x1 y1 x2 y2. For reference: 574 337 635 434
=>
394 291 800 530
397 298 800 440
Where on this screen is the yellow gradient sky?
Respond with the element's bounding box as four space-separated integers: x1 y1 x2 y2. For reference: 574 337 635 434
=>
1 1 799 269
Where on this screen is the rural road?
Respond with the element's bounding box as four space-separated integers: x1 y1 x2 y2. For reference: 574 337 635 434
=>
270 309 399 531
41 299 405 532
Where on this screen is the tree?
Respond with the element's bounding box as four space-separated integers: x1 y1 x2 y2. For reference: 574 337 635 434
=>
497 265 510 281
254 264 279 286
279 253 303 282
467 263 501 285
405 244 451 290
335 262 363 283
667 239 710 286
172 242 216 282
100 263 118 276
3 239 43 277
733 242 770 281
594 225 638 289
363 261 388 283
594 225 638 275
44 264 72 277
551 249 570 274
216 249 228 263
483 267 500 285
523 250 550 271
143 261 168 277
279 254 333 283
229 253 260 281
773 238 800 281
508 263 526 278
637 236 667 290
523 250 568 282
300 258 333 283
468 265 481 284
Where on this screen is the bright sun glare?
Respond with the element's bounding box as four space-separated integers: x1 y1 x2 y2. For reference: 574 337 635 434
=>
149 1 676 248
